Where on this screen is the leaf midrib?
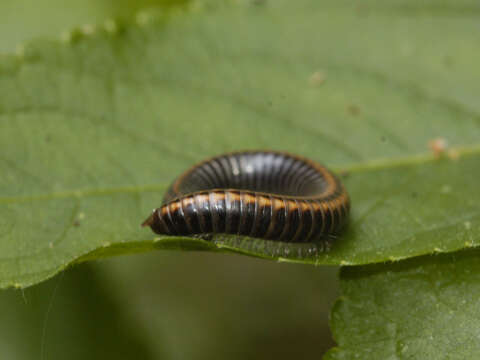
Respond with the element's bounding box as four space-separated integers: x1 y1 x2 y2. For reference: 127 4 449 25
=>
1 144 478 205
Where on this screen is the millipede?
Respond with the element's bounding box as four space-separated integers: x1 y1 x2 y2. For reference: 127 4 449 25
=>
142 150 350 250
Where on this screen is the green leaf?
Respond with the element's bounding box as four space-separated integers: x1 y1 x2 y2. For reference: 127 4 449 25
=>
1 0 480 288
326 248 480 360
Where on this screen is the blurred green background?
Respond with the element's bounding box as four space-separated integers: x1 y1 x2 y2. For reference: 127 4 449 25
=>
0 1 339 358
2 253 338 359
0 0 187 53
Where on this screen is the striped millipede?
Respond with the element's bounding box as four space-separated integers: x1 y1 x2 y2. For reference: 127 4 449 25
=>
142 150 350 246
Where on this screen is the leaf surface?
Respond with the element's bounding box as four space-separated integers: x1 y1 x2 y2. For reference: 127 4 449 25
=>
326 249 480 360
1 0 480 287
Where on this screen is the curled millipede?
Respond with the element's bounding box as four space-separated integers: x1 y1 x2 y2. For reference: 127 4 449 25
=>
142 150 350 244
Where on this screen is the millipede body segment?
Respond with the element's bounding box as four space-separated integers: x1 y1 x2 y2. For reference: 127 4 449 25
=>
142 151 350 243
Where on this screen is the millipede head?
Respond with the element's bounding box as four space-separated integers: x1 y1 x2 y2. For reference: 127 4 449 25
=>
141 211 156 228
